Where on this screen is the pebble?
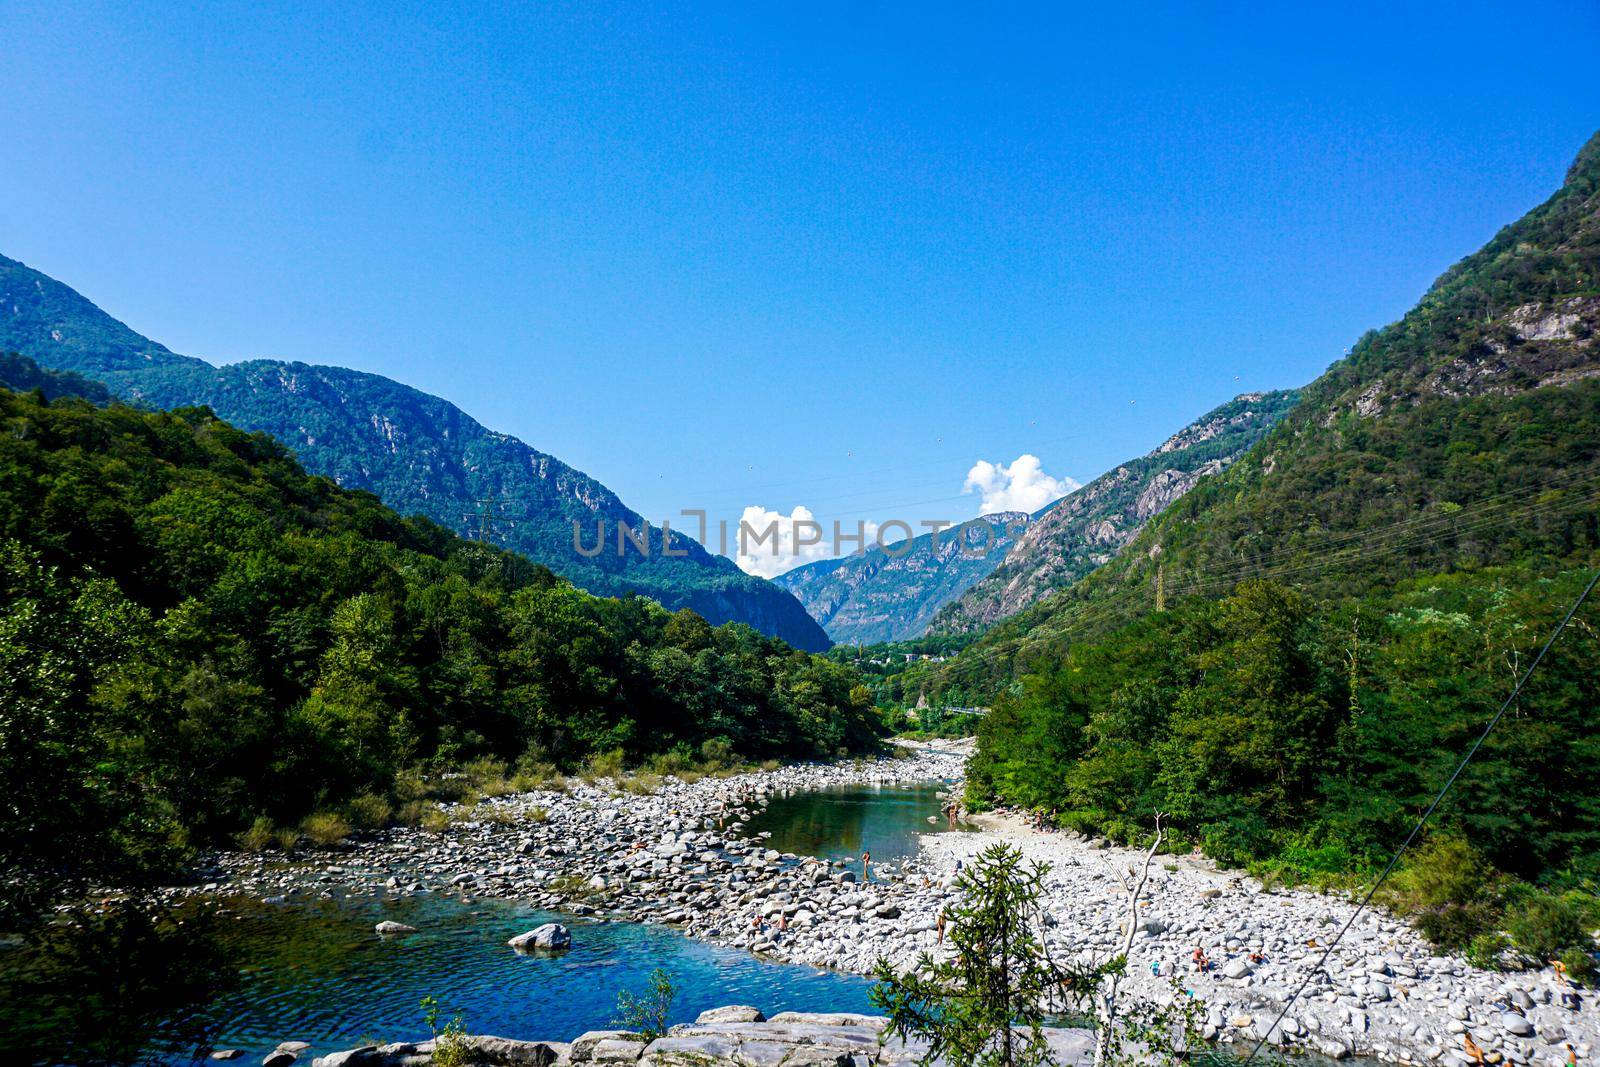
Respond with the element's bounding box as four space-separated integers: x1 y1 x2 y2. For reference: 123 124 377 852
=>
179 740 1597 1067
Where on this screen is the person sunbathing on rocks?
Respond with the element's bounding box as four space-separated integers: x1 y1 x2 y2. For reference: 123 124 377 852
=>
1461 1033 1487 1066
1191 947 1210 972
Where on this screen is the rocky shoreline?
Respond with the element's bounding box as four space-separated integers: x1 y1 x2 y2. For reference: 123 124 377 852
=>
194 741 1596 1067
308 1007 1093 1066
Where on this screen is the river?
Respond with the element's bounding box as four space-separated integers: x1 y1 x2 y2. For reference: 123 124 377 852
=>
1 783 960 1065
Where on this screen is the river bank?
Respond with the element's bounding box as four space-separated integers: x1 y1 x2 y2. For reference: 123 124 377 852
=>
188 741 1592 1067
309 1007 1093 1067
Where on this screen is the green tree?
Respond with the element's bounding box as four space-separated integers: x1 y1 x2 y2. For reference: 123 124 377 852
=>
870 843 1099 1067
613 967 677 1040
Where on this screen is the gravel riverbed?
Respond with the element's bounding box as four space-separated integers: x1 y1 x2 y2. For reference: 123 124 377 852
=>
195 742 1595 1067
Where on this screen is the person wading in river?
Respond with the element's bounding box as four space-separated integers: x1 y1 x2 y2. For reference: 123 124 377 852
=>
861 850 871 882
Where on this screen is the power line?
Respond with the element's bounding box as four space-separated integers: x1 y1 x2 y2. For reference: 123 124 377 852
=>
1241 566 1600 1062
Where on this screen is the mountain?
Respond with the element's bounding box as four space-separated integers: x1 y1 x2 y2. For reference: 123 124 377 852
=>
931 127 1600 698
774 511 1034 645
0 381 876 922
0 254 830 650
954 131 1600 915
927 390 1299 637
0 352 112 404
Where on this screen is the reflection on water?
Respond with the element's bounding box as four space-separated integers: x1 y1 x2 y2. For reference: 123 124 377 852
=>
0 893 878 1066
0 784 1367 1067
741 782 968 865
0 899 239 1065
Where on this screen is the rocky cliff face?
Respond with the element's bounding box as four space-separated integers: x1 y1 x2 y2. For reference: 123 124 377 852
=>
928 391 1299 635
935 128 1600 682
775 512 1031 645
0 253 830 651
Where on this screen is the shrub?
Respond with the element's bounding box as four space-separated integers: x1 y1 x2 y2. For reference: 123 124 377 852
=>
346 793 392 830
1505 891 1588 961
397 801 452 834
237 816 277 852
1558 946 1596 986
1465 932 1510 971
621 773 662 796
1056 809 1103 837
613 968 677 1041
699 739 734 769
1384 836 1498 951
647 747 693 776
466 803 515 825
299 812 353 848
421 996 469 1067
582 748 625 783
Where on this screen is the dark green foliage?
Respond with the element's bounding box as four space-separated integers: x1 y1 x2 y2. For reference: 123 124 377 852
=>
923 131 1600 699
613 967 678 1041
0 899 237 1064
0 388 880 923
0 254 830 650
1382 837 1500 951
0 351 112 404
871 843 1098 1067
1503 890 1590 963
930 389 1301 638
969 571 1600 881
966 569 1600 960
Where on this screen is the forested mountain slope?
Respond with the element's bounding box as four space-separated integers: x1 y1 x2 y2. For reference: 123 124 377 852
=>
0 256 830 650
924 128 1600 699
0 352 111 404
928 390 1299 637
0 386 876 923
775 511 1033 645
927 130 1600 947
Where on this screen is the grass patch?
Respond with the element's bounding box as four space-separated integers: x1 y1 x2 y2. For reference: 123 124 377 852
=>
298 811 353 848
237 816 278 852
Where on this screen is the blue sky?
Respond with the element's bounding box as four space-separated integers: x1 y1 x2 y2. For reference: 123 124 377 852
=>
3 2 1597 571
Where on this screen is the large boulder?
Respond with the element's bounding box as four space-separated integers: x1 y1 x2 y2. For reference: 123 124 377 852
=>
694 1006 766 1025
374 921 417 936
508 923 571 953
462 1036 565 1065
569 1031 640 1063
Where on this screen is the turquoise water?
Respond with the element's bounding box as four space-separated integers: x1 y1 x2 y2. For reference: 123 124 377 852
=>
741 781 967 865
0 783 1364 1066
3 893 880 1065
2 781 966 1066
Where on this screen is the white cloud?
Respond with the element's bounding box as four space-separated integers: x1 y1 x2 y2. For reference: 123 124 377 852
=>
734 504 879 578
963 454 1078 516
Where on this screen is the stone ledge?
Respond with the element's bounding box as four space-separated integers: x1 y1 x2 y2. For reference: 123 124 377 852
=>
310 1009 1095 1066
